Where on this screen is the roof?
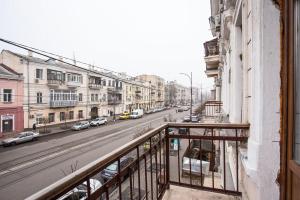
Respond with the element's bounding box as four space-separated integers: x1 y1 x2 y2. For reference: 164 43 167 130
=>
2 50 86 73
0 63 23 80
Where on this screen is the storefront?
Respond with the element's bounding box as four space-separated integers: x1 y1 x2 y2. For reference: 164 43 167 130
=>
0 107 24 136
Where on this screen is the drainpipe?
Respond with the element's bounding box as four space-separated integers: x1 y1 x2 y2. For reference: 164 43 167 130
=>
27 60 30 129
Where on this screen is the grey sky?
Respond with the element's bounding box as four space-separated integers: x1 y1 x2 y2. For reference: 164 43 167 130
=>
0 0 213 89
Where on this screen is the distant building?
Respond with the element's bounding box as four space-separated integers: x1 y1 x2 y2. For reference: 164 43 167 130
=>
136 75 165 108
0 64 24 136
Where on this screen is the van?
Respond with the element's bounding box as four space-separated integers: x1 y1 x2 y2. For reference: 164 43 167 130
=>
130 109 144 119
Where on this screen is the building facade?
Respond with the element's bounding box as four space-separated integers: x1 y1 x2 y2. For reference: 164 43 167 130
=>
0 64 24 136
204 0 281 199
136 74 165 108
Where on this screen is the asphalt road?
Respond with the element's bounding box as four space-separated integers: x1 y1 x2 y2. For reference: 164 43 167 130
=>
0 108 189 200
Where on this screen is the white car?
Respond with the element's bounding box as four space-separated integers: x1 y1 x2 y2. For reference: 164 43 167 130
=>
90 117 107 126
2 131 39 147
58 179 102 200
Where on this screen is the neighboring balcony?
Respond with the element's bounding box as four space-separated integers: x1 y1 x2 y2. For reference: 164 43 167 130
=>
27 122 249 200
89 83 103 90
107 99 122 105
49 100 77 108
47 79 64 86
66 81 81 88
204 38 220 78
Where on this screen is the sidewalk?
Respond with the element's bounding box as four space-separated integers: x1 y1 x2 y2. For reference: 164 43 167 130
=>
0 116 118 142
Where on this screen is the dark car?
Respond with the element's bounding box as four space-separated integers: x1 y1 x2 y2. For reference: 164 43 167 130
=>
179 128 188 134
101 157 134 182
191 116 199 122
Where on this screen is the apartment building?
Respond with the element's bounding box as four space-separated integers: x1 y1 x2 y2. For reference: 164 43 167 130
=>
0 64 24 136
136 74 165 108
0 50 127 128
203 0 289 199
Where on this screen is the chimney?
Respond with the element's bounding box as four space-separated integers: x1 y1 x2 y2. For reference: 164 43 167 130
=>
28 50 33 57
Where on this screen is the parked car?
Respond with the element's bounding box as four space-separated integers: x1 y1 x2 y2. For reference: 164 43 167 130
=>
145 109 153 114
183 115 191 122
101 157 134 182
183 106 190 111
119 112 131 120
177 108 184 112
2 131 39 147
58 178 102 200
90 117 107 126
130 109 144 119
72 121 90 131
179 128 188 134
191 115 199 122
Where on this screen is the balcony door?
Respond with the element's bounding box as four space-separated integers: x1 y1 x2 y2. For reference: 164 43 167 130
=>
282 0 300 199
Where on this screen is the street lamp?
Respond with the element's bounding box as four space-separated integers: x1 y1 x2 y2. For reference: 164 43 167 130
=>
180 72 192 121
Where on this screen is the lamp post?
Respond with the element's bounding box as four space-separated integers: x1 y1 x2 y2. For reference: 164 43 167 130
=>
180 72 192 121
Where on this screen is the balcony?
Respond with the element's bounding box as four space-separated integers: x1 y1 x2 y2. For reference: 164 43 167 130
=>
66 81 81 88
27 122 249 200
47 79 64 86
89 83 103 90
108 99 122 105
204 38 220 78
49 100 77 108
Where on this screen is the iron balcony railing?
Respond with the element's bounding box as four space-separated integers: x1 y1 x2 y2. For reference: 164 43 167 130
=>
204 100 223 117
49 100 77 108
26 123 249 200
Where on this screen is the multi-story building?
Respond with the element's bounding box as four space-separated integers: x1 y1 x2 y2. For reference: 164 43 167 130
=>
202 0 289 199
0 64 24 136
136 74 165 108
0 50 128 128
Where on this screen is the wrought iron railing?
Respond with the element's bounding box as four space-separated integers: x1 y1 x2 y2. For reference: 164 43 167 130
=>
26 123 249 200
204 101 223 117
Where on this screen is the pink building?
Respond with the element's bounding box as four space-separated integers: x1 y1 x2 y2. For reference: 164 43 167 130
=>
0 64 24 137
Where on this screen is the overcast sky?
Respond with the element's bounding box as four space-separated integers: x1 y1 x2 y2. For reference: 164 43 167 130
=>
0 0 213 90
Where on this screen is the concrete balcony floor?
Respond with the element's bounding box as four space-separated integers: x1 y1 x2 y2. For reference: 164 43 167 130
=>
162 185 239 200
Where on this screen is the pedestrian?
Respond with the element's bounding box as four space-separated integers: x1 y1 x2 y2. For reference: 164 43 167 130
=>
33 123 36 131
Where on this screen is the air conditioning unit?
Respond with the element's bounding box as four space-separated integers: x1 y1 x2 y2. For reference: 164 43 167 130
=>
35 79 39 83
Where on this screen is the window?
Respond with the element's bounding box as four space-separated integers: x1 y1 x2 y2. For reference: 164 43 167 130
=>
47 69 65 81
48 113 55 123
67 73 82 83
112 80 115 87
79 93 83 102
3 89 12 102
69 111 74 120
37 92 42 104
108 80 111 87
78 110 83 119
36 116 44 125
60 112 65 121
91 94 95 101
102 79 106 86
95 94 98 101
36 69 43 79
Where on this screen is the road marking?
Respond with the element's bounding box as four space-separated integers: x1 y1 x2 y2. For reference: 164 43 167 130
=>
0 115 167 177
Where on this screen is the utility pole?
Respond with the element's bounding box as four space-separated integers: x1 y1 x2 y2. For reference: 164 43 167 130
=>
180 72 193 121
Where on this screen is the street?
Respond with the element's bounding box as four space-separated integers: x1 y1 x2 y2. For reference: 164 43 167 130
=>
0 109 188 200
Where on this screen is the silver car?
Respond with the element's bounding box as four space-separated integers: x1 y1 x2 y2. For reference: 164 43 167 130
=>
2 131 39 147
72 121 90 131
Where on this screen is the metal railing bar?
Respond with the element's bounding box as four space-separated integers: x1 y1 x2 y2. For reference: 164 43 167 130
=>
149 137 154 200
118 158 122 200
168 134 248 141
223 140 226 191
137 147 141 200
236 129 239 192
